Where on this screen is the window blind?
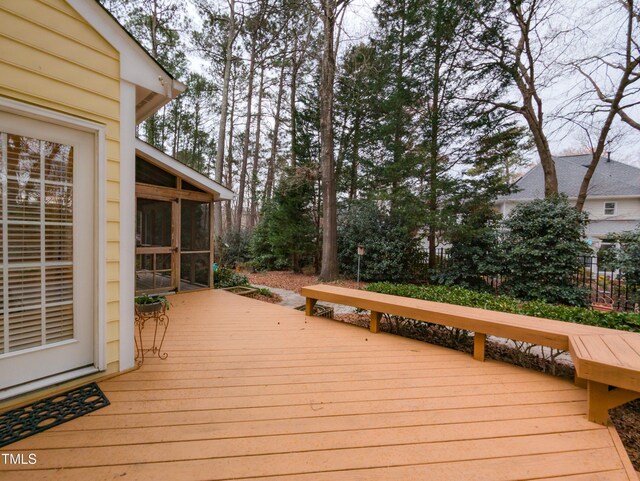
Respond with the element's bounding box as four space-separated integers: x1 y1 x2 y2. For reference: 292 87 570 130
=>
0 132 74 355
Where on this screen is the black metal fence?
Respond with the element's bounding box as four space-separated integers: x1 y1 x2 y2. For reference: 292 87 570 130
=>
432 249 639 312
576 255 639 312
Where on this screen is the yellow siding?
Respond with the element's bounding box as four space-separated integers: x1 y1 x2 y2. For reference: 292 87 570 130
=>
0 0 122 373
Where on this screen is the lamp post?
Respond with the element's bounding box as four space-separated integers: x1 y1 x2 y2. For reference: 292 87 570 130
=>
357 245 365 288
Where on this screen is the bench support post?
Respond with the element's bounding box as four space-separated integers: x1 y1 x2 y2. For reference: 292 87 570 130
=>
473 333 486 362
574 376 587 388
305 298 317 316
370 311 382 333
587 380 640 425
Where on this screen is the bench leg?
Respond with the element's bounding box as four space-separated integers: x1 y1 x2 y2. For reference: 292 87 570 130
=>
574 375 587 388
370 311 382 333
305 298 317 316
587 381 611 425
587 380 640 425
473 333 486 362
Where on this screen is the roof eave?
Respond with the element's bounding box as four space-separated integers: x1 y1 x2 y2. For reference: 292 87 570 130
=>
135 139 234 201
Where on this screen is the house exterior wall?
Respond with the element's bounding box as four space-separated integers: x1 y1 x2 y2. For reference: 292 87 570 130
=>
0 0 121 375
497 198 640 245
582 198 640 222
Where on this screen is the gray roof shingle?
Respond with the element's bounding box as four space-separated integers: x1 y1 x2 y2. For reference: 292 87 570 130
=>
499 154 640 200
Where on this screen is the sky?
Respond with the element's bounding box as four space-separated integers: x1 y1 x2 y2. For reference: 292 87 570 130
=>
186 0 639 170
337 0 640 168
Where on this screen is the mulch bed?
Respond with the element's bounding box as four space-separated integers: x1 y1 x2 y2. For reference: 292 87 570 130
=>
334 312 640 471
247 271 366 294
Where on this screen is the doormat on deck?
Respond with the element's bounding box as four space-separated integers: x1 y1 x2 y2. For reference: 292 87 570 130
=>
0 382 110 448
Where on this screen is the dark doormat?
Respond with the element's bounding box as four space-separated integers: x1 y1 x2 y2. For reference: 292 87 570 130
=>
0 382 110 448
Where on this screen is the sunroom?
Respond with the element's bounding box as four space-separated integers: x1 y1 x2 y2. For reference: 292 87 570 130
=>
134 139 233 295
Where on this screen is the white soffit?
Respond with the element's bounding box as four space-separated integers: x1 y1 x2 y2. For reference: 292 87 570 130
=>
135 139 234 201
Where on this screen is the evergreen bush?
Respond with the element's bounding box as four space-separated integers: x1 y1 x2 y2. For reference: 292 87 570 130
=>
500 195 591 306
337 201 427 282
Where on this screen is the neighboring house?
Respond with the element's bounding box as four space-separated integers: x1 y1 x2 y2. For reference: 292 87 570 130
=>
0 0 232 403
495 154 640 248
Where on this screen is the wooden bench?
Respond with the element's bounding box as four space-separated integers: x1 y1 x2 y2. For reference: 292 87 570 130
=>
301 284 640 425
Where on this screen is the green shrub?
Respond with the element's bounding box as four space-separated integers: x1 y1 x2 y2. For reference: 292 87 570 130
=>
500 194 591 307
217 230 252 267
250 169 317 272
436 201 502 290
337 200 427 282
255 287 273 297
366 282 640 332
214 267 249 289
604 228 640 304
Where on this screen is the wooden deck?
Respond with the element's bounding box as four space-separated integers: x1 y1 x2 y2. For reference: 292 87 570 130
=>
0 290 637 480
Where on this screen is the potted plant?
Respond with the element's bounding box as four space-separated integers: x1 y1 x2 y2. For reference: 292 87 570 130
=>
134 294 171 313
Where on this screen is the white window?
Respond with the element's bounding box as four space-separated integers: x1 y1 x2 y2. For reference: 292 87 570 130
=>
604 202 616 216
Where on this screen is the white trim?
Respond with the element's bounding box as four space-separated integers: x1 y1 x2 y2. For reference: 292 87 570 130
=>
603 201 617 216
0 97 108 375
65 0 185 98
0 97 105 133
135 139 234 200
0 366 99 402
96 122 107 371
119 82 136 370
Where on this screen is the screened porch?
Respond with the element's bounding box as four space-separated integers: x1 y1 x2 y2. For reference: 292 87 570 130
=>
134 140 233 295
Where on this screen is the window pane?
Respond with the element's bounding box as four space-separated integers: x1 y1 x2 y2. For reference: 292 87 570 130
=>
181 200 210 251
137 198 172 247
135 253 173 293
135 157 176 188
180 253 210 288
1 133 74 355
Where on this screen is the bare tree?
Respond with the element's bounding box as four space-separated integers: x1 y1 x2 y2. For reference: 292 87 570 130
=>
476 0 566 196
561 0 640 211
309 0 350 281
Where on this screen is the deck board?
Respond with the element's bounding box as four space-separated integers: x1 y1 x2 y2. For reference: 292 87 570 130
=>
0 290 635 480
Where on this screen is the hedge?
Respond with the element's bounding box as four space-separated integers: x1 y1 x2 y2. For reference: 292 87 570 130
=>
366 282 640 333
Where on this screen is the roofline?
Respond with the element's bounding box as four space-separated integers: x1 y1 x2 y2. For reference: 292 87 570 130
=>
93 0 180 85
66 0 186 116
135 139 234 201
496 194 640 203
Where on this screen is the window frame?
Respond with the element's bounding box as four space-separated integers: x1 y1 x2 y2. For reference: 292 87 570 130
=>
603 201 617 216
0 97 107 373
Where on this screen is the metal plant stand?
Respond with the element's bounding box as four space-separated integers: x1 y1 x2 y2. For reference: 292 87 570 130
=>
134 302 169 366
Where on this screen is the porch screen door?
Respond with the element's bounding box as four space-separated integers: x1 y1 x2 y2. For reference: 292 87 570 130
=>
0 113 94 392
136 198 176 293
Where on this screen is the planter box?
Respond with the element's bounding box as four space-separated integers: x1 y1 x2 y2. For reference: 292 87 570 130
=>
219 286 258 296
135 302 164 313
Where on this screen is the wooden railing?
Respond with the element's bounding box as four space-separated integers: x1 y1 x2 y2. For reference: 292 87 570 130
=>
301 284 640 425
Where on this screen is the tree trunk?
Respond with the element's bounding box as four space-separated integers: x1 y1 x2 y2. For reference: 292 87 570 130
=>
290 37 299 168
349 111 361 201
225 74 237 232
520 103 558 197
427 21 441 271
213 0 235 237
318 0 339 281
236 38 257 230
249 65 265 230
266 61 286 201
